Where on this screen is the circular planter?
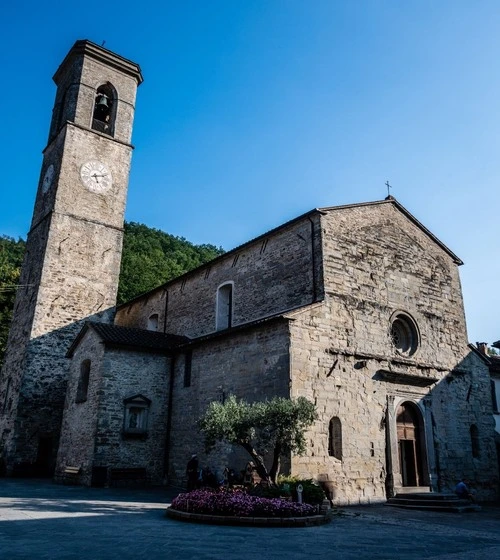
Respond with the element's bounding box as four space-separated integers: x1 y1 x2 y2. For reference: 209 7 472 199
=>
165 507 330 527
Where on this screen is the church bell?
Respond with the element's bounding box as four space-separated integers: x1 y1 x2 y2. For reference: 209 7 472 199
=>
96 94 109 110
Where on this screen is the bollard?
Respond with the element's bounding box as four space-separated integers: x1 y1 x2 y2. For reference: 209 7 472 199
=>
297 483 303 504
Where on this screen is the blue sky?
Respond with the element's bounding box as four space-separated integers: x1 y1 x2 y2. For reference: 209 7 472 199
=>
0 1 498 344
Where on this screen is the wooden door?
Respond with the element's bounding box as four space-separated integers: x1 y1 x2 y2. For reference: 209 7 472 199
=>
396 403 424 487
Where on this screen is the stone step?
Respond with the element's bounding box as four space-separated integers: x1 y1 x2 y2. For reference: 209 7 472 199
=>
386 492 481 513
386 502 481 513
393 492 459 501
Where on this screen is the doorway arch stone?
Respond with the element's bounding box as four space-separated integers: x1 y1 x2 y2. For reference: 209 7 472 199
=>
386 396 431 496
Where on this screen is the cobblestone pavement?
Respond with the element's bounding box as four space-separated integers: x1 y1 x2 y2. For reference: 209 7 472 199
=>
1 479 500 560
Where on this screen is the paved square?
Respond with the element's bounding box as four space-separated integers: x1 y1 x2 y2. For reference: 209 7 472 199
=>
0 480 499 559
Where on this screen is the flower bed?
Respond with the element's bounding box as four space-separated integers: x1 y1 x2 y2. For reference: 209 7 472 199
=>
171 488 316 518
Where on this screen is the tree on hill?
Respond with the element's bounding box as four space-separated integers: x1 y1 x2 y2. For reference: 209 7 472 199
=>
0 236 26 364
198 395 318 486
0 223 224 367
117 222 224 303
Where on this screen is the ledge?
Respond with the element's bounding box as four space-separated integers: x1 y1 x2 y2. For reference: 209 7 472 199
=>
165 507 330 527
375 369 438 387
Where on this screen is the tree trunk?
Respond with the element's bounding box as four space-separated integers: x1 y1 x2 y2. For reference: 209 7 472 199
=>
239 441 273 485
269 443 281 485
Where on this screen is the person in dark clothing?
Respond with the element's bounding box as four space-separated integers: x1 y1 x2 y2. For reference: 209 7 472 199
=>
186 454 199 491
455 479 475 502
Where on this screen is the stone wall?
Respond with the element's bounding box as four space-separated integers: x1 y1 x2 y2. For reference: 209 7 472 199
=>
92 347 170 485
55 328 105 485
289 304 403 504
286 202 498 503
115 213 323 338
0 42 140 473
320 202 467 365
167 320 291 487
0 216 51 467
56 327 170 486
430 350 498 498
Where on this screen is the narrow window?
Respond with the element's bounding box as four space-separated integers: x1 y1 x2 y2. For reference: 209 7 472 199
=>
183 350 192 388
76 360 91 403
92 83 117 136
147 313 159 331
491 380 499 413
328 417 342 460
216 283 233 331
470 424 480 458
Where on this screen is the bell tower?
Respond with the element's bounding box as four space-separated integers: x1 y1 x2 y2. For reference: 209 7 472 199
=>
0 40 143 475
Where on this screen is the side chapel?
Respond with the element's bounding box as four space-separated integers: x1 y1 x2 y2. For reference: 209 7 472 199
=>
0 40 498 504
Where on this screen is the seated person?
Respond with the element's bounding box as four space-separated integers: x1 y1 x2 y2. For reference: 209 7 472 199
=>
455 479 475 502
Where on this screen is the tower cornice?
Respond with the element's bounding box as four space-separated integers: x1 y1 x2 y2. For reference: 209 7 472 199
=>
53 40 144 86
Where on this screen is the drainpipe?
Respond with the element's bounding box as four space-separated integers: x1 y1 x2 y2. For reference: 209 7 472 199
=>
163 353 176 482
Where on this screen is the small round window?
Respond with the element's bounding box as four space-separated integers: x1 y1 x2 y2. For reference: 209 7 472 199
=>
390 313 419 356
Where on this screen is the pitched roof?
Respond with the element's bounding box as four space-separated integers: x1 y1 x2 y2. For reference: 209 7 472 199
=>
67 322 189 357
318 197 463 265
117 196 462 309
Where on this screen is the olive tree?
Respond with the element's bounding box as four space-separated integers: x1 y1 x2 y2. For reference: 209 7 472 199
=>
198 395 317 486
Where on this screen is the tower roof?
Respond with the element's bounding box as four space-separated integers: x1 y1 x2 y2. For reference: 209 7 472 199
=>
53 39 143 85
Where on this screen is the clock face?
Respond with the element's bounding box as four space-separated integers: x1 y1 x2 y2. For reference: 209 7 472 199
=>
42 164 55 194
80 160 112 193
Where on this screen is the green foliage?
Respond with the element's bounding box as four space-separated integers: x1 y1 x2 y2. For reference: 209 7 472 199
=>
199 395 255 451
198 395 318 485
0 223 224 367
252 396 318 456
0 236 26 367
249 477 325 505
277 476 326 505
118 222 224 303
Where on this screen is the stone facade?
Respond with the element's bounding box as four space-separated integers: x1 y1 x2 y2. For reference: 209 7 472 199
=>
166 320 292 482
113 201 498 502
114 212 324 337
1 40 498 504
55 325 170 486
0 40 142 475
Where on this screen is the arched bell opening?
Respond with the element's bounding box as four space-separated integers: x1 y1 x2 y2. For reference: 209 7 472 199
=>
396 401 427 487
92 82 117 136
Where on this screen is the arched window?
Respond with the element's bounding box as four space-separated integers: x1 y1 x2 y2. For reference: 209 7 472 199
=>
92 82 117 136
470 424 480 458
76 360 91 403
328 417 342 460
147 313 159 332
216 283 233 331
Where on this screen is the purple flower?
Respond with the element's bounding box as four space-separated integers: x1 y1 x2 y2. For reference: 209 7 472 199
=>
171 488 316 517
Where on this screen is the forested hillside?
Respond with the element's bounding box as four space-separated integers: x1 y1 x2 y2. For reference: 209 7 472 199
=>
0 223 224 366
0 236 26 368
118 222 224 303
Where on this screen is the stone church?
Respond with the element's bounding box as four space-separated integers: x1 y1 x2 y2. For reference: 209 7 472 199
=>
0 40 498 504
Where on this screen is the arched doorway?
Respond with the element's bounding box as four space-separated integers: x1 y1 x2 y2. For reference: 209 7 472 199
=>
396 402 425 487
